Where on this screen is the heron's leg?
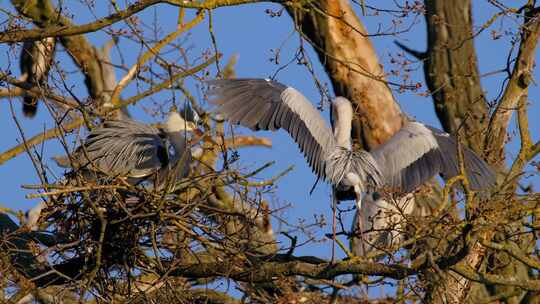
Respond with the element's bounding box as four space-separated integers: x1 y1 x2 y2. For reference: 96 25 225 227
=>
354 185 363 210
331 187 337 263
354 185 367 256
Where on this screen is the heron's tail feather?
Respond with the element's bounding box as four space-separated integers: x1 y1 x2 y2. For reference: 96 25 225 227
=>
22 95 38 117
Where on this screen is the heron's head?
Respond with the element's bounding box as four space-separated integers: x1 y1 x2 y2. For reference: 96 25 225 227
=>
180 104 200 125
165 111 198 133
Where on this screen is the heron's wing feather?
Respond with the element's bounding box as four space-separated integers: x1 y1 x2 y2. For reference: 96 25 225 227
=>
207 78 335 179
426 125 496 190
153 130 191 190
74 119 167 178
371 122 495 192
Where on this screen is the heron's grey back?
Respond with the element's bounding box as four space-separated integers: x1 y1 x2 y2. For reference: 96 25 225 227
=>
327 148 383 191
71 119 168 178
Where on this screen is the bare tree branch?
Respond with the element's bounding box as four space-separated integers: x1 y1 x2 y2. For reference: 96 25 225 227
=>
2 0 162 43
485 6 540 166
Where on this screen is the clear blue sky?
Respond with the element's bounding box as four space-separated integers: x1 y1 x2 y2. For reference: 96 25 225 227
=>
0 0 538 280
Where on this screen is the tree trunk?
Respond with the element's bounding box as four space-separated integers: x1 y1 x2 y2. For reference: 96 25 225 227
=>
422 0 490 155
420 1 537 303
420 1 490 302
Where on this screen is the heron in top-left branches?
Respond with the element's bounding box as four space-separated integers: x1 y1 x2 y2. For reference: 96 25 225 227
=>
19 37 56 117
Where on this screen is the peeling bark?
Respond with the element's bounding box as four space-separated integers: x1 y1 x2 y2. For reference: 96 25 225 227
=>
287 0 404 149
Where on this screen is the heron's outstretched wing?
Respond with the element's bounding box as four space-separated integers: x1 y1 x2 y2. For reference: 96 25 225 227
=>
426 125 496 190
371 122 496 192
70 119 169 178
207 78 335 179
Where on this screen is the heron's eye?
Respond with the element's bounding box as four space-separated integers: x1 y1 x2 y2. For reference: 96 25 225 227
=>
168 144 176 158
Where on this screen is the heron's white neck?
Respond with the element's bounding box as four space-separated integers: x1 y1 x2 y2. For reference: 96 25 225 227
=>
164 112 192 156
165 112 193 133
332 97 353 149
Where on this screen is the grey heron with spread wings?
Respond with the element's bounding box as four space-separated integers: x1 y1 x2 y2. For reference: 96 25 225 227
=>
206 78 495 216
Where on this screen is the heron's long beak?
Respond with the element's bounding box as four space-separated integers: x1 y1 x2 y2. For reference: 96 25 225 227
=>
192 128 204 138
190 128 217 146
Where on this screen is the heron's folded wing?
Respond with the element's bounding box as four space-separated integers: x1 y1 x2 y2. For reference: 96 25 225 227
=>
371 122 495 192
207 78 335 179
75 119 168 178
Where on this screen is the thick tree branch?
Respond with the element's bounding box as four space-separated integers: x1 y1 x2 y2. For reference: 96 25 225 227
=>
480 239 540 270
1 0 163 43
168 257 414 282
506 95 538 187
419 2 533 302
168 227 471 283
451 264 540 291
0 72 79 110
164 0 277 9
168 255 540 290
4 0 280 43
132 287 242 304
0 117 84 166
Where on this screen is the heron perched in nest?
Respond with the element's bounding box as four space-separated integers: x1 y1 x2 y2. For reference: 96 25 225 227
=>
53 109 200 189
